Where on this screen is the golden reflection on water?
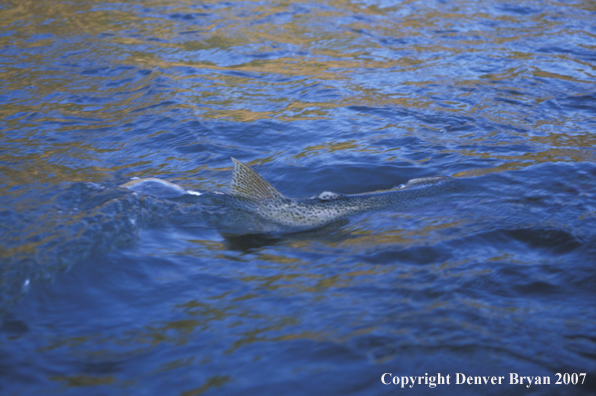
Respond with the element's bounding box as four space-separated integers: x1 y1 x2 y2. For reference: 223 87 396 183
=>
2 0 593 182
181 375 231 396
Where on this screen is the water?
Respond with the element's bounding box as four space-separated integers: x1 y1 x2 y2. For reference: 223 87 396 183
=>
1 0 595 394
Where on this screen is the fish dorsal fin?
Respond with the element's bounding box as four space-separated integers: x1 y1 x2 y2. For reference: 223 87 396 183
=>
230 158 286 200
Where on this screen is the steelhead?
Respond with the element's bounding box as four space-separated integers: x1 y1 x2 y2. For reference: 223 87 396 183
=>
123 158 469 234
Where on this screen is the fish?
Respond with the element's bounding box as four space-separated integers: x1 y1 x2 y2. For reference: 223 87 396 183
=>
222 158 466 233
122 158 468 234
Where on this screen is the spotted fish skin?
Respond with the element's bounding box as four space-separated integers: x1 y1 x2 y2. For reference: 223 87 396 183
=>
224 158 466 232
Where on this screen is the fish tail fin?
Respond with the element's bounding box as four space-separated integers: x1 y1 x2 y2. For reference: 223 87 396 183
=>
230 158 286 200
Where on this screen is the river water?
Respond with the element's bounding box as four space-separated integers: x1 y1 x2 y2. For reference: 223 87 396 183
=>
1 0 595 395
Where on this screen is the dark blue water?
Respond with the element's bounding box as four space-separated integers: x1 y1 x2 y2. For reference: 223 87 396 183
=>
1 0 595 394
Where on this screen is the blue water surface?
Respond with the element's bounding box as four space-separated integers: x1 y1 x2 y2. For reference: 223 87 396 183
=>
1 0 595 395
